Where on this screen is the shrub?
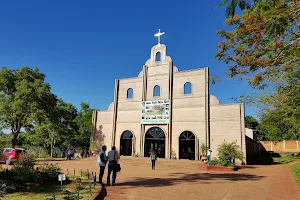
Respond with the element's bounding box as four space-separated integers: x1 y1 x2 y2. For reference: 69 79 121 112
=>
227 163 236 167
14 153 35 169
171 150 177 159
11 153 36 184
38 163 61 182
67 178 83 192
217 142 243 165
217 160 229 167
208 160 218 166
27 146 49 158
200 143 208 156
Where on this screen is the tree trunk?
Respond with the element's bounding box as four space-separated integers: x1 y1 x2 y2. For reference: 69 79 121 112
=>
50 132 54 158
11 131 20 148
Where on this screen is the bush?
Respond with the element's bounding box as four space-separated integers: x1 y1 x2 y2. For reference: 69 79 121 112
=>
217 142 243 165
11 153 36 184
14 153 35 169
38 163 61 182
27 146 49 158
208 160 218 166
171 150 177 159
217 160 229 166
200 143 208 156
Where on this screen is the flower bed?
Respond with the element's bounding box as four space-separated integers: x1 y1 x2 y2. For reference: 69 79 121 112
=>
204 164 237 172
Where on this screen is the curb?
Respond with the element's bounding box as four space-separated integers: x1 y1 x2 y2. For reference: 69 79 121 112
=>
90 184 107 200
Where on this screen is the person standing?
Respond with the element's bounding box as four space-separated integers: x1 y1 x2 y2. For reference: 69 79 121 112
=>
97 146 107 184
106 146 120 186
150 151 157 170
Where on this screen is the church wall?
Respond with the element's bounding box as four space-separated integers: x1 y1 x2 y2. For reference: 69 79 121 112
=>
171 122 206 159
147 63 170 77
94 111 113 149
146 73 169 100
114 77 144 154
118 77 143 101
209 103 246 163
170 68 208 159
115 123 141 155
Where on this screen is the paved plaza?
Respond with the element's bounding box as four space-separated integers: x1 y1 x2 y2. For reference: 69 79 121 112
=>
42 156 300 200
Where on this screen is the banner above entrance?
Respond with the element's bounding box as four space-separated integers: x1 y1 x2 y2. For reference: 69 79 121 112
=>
141 99 170 124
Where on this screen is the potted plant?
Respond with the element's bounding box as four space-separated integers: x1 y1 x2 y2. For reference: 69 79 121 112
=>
200 143 208 163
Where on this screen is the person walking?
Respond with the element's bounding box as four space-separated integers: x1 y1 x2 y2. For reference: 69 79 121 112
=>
106 146 120 186
97 145 107 184
150 150 157 170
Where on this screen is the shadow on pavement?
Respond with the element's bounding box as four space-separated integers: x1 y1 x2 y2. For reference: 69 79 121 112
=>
116 172 264 187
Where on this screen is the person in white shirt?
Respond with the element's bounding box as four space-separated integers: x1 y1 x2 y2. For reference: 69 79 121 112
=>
106 146 120 186
97 146 107 184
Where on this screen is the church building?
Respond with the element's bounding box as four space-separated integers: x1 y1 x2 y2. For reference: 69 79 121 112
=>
91 30 250 163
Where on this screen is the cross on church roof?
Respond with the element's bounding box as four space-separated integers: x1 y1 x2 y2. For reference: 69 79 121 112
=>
154 29 165 46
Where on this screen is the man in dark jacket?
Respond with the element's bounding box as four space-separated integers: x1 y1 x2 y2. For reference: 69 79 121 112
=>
97 146 107 184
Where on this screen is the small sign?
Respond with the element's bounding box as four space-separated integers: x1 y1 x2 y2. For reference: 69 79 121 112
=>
58 174 66 185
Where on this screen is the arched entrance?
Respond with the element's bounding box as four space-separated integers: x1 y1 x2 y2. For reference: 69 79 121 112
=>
179 131 195 160
144 127 165 158
120 131 133 156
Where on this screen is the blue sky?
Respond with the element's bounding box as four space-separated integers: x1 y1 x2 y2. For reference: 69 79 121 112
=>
0 0 258 118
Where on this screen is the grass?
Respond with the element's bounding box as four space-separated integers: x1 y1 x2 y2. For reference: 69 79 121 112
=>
2 176 100 200
290 163 300 184
274 155 300 164
36 157 66 161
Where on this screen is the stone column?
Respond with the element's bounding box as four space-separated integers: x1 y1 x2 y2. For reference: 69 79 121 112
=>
140 65 148 157
168 62 174 159
112 79 119 147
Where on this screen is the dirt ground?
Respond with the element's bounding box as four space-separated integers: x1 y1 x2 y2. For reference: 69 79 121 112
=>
3 156 300 200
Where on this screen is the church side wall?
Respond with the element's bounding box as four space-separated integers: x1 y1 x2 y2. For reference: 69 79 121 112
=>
210 103 246 163
94 111 113 149
171 69 207 159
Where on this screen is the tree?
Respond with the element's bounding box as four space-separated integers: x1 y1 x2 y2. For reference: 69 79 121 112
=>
75 102 94 150
216 1 299 106
0 67 57 147
0 134 12 149
245 115 259 130
258 81 300 140
220 0 253 17
33 99 79 157
220 0 299 17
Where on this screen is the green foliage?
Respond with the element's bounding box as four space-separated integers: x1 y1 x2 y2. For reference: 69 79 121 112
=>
217 142 244 164
208 160 218 166
75 102 94 150
217 1 300 141
171 150 177 159
245 116 259 130
14 153 35 170
11 154 36 184
220 0 253 18
27 146 49 158
0 134 12 149
0 67 57 147
290 163 300 184
38 164 61 182
275 155 300 164
200 143 208 156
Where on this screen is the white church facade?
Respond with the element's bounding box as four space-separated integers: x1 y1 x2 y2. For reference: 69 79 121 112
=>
91 30 250 163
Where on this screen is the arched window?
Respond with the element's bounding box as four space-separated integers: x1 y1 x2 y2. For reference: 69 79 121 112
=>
155 52 161 62
154 85 160 97
127 88 133 99
184 82 192 94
